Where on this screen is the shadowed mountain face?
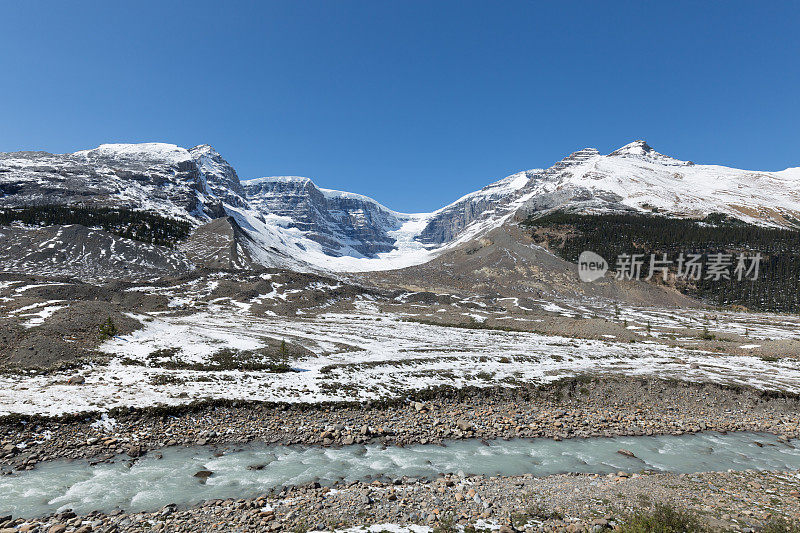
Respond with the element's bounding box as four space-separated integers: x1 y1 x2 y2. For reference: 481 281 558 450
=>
242 177 406 257
1 141 798 282
178 216 258 271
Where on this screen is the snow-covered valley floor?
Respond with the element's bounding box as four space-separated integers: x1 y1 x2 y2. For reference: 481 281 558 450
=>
1 298 799 417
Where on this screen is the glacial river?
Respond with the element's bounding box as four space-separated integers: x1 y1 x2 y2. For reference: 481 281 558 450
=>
2 432 799 517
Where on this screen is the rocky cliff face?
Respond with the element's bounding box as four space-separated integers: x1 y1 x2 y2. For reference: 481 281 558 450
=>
243 177 407 257
0 143 244 221
189 145 248 211
417 170 540 245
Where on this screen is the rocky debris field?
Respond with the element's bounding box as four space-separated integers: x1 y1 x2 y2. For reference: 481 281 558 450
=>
1 468 799 532
4 269 800 384
0 269 373 372
2 378 798 471
0 274 168 369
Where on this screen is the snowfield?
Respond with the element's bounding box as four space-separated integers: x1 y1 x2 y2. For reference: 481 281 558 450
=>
2 299 800 417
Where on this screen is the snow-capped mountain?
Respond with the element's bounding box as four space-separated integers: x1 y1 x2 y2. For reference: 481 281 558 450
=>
1 140 798 278
0 143 247 221
517 141 800 227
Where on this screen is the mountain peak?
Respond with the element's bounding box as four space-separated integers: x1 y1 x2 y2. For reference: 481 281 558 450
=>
609 140 654 157
74 142 191 162
190 144 220 157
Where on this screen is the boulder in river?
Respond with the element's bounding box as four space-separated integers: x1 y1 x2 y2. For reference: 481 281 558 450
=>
127 445 142 458
194 470 213 483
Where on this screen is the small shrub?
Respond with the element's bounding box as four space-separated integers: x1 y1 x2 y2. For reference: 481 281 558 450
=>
511 511 531 527
526 504 563 521
763 518 800 533
620 503 704 533
149 374 185 385
700 327 716 340
433 512 458 533
290 521 310 533
98 317 117 340
148 347 180 362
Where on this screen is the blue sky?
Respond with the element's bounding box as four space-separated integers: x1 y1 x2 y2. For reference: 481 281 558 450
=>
1 1 798 212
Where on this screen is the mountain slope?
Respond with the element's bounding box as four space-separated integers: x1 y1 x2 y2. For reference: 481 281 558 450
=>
239 167 542 272
0 142 540 273
369 221 698 309
0 223 192 281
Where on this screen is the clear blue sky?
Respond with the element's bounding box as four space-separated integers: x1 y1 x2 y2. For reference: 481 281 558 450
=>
2 1 798 212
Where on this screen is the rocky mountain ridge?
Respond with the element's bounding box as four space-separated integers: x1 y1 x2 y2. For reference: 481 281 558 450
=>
1 140 798 278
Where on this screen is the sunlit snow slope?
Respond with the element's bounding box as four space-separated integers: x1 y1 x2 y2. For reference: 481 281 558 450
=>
517 141 800 227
